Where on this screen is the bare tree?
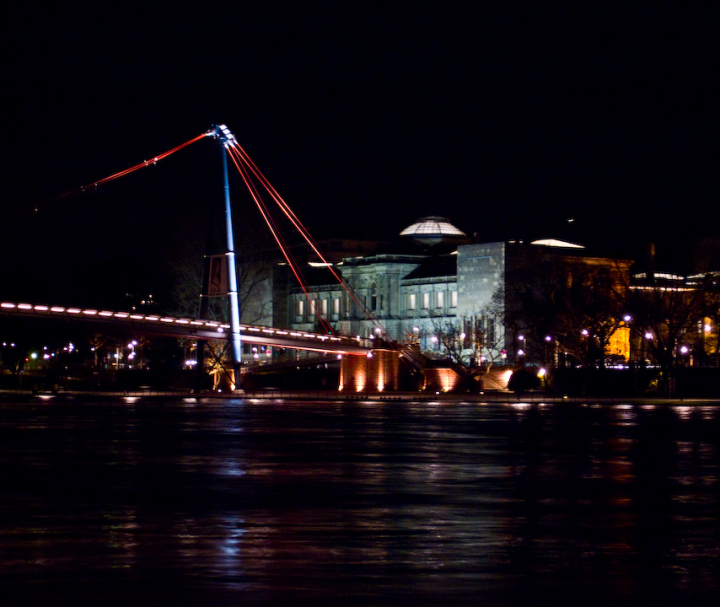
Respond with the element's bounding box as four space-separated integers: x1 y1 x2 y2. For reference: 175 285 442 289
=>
624 275 712 376
505 256 630 367
430 286 506 380
167 228 274 325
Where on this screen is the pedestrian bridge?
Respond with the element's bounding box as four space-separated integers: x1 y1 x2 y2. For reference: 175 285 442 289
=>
2 299 406 392
0 301 370 355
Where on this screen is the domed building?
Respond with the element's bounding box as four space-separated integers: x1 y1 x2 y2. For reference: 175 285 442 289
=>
245 215 632 372
399 216 469 247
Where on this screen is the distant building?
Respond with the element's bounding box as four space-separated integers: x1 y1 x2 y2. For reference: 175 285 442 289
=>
261 217 634 366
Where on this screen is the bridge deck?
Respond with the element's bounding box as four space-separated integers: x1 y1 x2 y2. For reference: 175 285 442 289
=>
1 302 370 354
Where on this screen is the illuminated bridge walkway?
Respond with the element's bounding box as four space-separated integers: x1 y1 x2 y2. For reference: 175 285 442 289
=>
0 301 371 355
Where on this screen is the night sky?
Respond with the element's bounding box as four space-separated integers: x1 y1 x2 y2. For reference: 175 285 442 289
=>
3 3 719 307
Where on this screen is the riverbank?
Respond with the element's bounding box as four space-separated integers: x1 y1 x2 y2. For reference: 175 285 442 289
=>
2 387 718 406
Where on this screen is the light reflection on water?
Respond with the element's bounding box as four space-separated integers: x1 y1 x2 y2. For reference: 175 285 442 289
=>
0 396 718 606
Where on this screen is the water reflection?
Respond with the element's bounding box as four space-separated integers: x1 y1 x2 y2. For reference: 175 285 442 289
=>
0 396 718 606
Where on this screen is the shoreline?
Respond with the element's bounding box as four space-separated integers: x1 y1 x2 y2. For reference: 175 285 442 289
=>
1 388 718 406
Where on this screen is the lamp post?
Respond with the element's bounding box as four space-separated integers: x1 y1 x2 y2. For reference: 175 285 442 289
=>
517 334 525 365
544 335 552 366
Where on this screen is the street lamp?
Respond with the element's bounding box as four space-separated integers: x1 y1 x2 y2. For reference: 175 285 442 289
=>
543 335 553 366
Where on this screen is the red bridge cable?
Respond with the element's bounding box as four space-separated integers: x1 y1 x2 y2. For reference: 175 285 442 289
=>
50 133 208 202
232 152 333 335
229 145 396 347
230 145 394 344
228 144 393 343
228 152 333 334
228 147 348 335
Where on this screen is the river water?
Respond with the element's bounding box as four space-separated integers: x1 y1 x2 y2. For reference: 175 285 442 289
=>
1 394 718 606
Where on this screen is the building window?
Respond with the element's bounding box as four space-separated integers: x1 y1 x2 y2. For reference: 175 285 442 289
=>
321 299 328 315
436 291 444 309
423 293 430 309
409 293 416 310
296 299 305 322
333 298 340 315
451 291 457 308
370 283 377 311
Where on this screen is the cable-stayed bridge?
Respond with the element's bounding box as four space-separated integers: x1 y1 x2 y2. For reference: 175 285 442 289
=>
0 301 370 355
6 124 405 392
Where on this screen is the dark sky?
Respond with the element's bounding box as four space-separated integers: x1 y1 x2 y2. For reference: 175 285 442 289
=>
3 3 719 304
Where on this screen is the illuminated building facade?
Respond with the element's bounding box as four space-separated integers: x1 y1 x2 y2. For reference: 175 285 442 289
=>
280 217 634 366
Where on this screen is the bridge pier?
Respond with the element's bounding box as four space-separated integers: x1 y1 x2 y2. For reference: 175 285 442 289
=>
339 349 399 393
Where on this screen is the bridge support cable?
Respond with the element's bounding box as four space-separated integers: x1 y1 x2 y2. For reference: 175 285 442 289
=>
43 124 394 355
48 134 208 203
226 142 397 348
227 150 334 335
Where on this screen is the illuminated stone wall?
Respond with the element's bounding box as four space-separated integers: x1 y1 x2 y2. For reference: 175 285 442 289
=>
421 367 463 393
339 349 400 392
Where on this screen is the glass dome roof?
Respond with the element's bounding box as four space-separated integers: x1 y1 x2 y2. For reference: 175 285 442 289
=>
400 216 466 237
